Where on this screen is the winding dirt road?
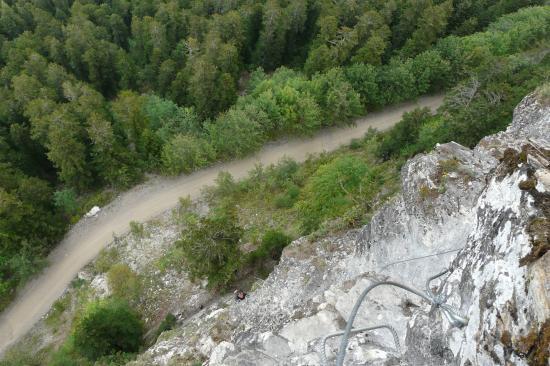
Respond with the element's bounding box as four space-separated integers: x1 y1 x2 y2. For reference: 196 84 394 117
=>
0 94 443 355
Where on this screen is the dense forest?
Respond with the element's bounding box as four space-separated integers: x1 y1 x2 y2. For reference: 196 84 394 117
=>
1 0 549 310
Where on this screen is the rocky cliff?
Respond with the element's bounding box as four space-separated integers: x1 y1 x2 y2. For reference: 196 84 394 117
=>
130 93 549 366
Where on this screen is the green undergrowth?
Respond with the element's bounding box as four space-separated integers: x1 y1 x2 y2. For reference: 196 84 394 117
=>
2 7 549 360
11 129 402 364
2 5 549 312
158 130 401 290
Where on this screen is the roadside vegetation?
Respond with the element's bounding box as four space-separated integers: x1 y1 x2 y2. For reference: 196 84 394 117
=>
168 142 400 289
3 79 550 366
9 62 550 363
0 120 403 366
161 5 550 292
51 298 143 365
1 0 548 309
0 4 549 365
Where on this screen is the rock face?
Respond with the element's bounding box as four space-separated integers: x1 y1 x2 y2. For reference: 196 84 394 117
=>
130 94 549 366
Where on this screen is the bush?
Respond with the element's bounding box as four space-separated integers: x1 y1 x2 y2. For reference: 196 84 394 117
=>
161 134 215 175
376 108 433 160
246 230 292 269
344 63 383 108
45 294 71 330
400 116 448 158
156 246 186 273
410 50 452 93
207 108 264 158
377 59 418 105
176 205 243 289
535 82 550 105
204 172 240 203
144 96 202 140
260 230 291 259
49 339 88 366
94 247 120 273
274 184 300 208
72 298 143 361
244 69 324 135
49 337 136 366
53 188 78 216
297 156 368 233
349 138 364 150
129 221 147 238
310 68 363 125
107 263 141 303
271 158 300 187
155 313 177 339
0 337 50 366
273 87 323 135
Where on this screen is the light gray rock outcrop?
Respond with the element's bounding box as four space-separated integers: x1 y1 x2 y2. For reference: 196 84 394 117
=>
130 93 549 366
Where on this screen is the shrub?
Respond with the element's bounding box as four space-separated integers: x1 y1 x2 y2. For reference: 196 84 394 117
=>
49 335 137 366
377 59 418 105
271 158 299 187
349 138 363 150
410 50 452 93
207 108 264 158
53 188 78 216
72 298 143 361
155 313 177 339
535 82 550 106
204 172 240 203
344 63 383 108
274 184 300 208
407 116 448 155
246 230 292 272
45 294 72 330
48 339 86 366
0 336 50 366
129 221 146 238
245 69 324 135
259 230 292 260
107 263 141 303
161 134 215 175
94 247 120 273
376 108 433 160
176 205 243 289
297 156 368 233
310 68 363 125
273 87 323 134
144 96 202 140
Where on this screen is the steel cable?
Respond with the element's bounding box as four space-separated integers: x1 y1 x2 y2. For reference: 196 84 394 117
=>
334 270 468 366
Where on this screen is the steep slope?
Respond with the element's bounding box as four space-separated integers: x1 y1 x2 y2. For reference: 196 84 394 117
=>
403 94 550 366
130 92 549 365
0 95 443 355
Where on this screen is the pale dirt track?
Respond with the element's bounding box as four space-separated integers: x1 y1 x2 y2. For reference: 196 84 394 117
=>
0 94 443 355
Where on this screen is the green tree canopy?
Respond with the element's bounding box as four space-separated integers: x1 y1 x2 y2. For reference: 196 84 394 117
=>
161 134 214 175
298 156 368 233
176 204 243 289
72 298 144 361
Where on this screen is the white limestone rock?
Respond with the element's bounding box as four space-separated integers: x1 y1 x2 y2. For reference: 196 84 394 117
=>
210 341 236 365
130 92 549 366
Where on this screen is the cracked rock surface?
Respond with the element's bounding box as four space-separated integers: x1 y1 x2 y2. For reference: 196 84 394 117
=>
130 94 549 366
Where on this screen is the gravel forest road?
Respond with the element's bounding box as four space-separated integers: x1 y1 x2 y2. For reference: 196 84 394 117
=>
0 94 444 355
